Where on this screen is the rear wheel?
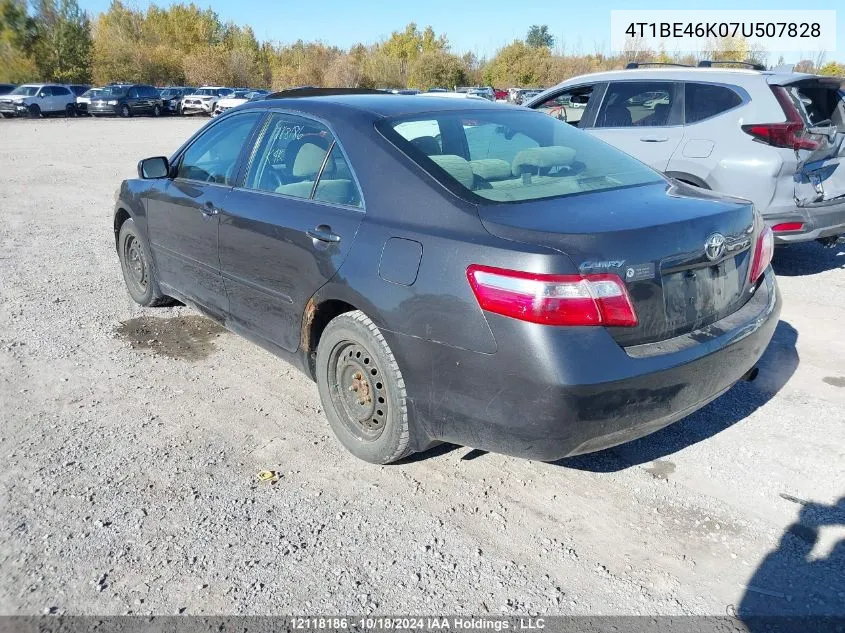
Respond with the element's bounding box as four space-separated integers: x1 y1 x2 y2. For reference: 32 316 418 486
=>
65 103 76 117
316 310 412 464
152 104 161 117
28 104 41 118
117 218 172 307
120 104 131 118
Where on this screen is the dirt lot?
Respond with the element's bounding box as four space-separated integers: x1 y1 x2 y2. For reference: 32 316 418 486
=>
1 118 843 617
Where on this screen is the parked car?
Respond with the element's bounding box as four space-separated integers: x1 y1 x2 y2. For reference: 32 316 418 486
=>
212 89 269 116
181 86 234 116
527 63 845 246
158 86 194 115
512 88 543 105
467 87 495 101
68 84 91 98
0 83 17 96
113 90 779 464
89 84 163 117
0 84 77 118
494 88 509 101
76 87 104 115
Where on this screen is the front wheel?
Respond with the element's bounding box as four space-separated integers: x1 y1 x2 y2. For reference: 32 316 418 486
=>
316 310 412 464
117 219 172 307
152 104 161 117
120 104 131 118
28 104 41 118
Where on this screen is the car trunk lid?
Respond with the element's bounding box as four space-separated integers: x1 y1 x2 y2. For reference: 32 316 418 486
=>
477 182 758 347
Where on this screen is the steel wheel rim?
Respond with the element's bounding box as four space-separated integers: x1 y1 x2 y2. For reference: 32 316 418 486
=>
123 235 148 292
328 341 387 441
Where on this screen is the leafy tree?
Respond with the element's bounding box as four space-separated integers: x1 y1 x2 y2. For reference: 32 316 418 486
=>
379 22 448 78
817 61 844 76
0 0 38 82
526 24 553 49
32 0 92 83
408 51 466 90
483 40 550 87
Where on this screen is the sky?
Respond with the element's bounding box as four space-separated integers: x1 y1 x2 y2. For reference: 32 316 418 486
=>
76 0 844 63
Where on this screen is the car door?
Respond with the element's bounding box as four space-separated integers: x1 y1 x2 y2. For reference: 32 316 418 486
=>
126 87 140 113
39 86 56 112
52 86 72 112
219 111 365 352
145 110 264 320
589 80 684 172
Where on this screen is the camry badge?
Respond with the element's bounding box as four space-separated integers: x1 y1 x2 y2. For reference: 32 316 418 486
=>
704 233 727 261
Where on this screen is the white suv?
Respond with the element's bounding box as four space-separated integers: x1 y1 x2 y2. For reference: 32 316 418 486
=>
0 84 77 118
181 86 234 116
527 64 845 245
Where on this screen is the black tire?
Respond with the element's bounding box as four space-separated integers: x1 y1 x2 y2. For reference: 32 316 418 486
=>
152 104 161 117
117 218 172 307
120 104 131 118
65 103 76 117
316 310 412 464
28 104 41 118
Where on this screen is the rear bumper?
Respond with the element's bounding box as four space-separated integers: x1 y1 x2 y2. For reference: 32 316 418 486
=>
763 200 845 244
387 269 780 461
88 104 120 115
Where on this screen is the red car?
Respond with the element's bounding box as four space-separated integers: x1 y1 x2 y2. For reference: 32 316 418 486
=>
494 88 508 101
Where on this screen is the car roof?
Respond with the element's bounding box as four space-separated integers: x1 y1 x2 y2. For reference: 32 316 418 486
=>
552 67 821 86
250 93 519 118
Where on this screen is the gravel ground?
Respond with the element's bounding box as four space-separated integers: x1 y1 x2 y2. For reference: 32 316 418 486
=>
0 117 843 617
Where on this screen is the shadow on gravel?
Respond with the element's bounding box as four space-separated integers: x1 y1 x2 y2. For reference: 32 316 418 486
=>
737 494 845 625
771 241 845 276
557 320 799 473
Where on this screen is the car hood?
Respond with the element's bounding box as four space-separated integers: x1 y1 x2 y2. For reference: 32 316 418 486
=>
0 95 29 102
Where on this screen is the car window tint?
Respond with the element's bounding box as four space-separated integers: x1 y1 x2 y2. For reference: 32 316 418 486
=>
52 86 70 96
244 113 334 199
313 143 363 207
533 86 594 127
40 86 53 96
177 112 261 185
379 110 660 204
685 83 742 123
595 82 676 128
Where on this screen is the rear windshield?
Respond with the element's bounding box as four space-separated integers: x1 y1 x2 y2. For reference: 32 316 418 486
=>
101 86 127 97
378 110 661 203
782 81 845 131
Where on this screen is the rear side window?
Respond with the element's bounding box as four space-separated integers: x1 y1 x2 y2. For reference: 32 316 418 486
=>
595 81 678 128
51 86 70 96
244 113 363 207
379 110 661 204
685 83 742 123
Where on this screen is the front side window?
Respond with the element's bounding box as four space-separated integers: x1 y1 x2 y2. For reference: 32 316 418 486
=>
595 82 678 128
685 83 742 123
532 85 595 127
176 112 261 185
243 113 362 207
379 109 661 204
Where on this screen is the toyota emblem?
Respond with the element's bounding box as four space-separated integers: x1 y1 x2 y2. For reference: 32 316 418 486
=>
704 233 726 261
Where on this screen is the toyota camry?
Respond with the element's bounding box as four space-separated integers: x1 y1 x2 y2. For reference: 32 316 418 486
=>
113 88 781 464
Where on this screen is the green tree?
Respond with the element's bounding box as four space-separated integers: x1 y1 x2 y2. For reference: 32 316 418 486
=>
32 0 92 83
526 24 553 49
378 22 448 79
483 40 550 87
817 61 845 76
408 50 466 90
0 0 38 82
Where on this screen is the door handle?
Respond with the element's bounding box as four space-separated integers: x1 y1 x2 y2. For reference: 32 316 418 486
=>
201 202 219 216
640 136 669 142
307 225 341 243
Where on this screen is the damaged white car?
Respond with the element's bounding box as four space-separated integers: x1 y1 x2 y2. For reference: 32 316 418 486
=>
212 89 270 117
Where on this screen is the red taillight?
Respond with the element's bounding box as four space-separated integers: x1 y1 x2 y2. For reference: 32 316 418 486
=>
741 86 820 151
749 225 774 283
466 265 638 327
772 222 805 232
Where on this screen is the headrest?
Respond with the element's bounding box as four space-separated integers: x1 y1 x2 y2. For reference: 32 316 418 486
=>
429 154 474 190
293 142 334 178
471 159 512 181
511 146 576 176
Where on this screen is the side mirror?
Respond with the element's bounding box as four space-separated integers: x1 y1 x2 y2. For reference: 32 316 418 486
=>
138 156 170 179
